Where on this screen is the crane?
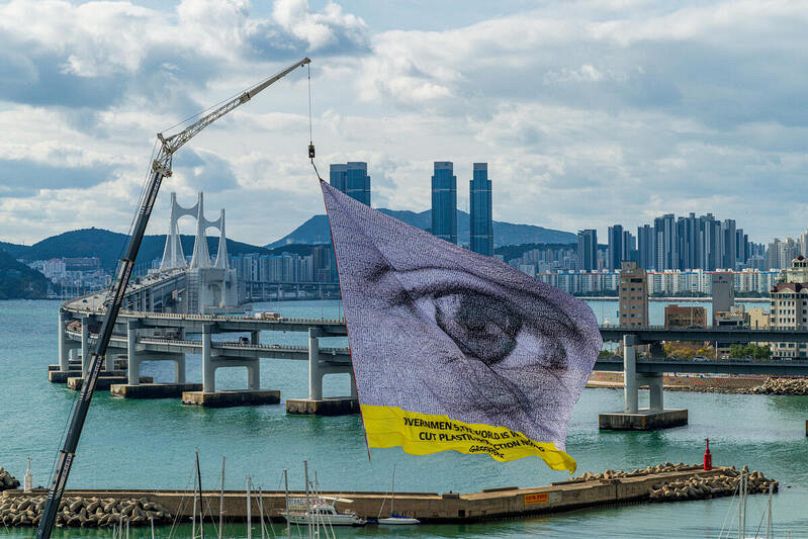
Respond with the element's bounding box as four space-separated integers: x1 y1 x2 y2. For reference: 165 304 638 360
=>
36 56 311 539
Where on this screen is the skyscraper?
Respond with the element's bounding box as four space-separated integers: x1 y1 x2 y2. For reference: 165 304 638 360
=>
469 163 493 256
654 214 678 270
329 162 371 206
431 161 457 243
329 164 346 192
577 229 598 271
637 224 655 270
607 224 623 271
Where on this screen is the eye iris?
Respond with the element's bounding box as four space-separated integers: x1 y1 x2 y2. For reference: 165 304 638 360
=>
434 292 523 365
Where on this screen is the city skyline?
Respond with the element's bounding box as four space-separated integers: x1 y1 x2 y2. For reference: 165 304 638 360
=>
2 1 808 247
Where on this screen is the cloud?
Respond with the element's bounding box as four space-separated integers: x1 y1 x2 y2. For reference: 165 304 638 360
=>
0 0 370 111
2 0 808 248
172 148 239 192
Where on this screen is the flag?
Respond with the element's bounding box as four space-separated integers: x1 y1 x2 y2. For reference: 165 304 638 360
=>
321 181 602 472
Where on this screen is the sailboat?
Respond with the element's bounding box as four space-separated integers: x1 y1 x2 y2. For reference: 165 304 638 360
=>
377 465 420 526
281 461 366 528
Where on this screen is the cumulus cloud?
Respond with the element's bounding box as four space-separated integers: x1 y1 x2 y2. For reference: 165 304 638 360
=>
2 0 808 247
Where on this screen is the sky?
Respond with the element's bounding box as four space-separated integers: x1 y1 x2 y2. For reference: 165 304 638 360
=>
1 0 808 247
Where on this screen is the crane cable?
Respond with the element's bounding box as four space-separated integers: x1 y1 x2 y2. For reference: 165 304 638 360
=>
307 62 324 182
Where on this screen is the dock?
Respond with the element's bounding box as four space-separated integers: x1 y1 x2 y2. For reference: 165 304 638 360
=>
2 465 728 524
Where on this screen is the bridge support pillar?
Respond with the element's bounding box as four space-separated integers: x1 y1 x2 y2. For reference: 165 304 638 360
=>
286 327 359 416
308 328 323 401
127 320 141 386
202 324 215 393
57 310 70 372
80 315 91 377
247 361 260 391
599 336 687 431
350 370 358 400
623 335 638 413
646 373 664 411
175 354 187 384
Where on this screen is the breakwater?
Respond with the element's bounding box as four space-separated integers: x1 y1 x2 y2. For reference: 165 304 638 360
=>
752 377 808 395
0 470 18 492
649 466 777 502
0 495 173 528
0 465 776 526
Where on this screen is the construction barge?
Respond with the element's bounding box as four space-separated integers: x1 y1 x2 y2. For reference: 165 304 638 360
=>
1 465 767 526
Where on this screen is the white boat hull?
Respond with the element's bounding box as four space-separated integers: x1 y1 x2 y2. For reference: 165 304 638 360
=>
284 513 366 526
378 517 420 525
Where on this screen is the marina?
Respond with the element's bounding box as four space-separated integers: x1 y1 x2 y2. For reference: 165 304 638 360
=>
1 299 807 537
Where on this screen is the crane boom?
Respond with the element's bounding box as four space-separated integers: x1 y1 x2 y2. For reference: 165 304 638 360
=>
36 57 311 539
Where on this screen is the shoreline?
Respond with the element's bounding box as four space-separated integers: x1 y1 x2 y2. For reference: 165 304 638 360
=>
587 372 808 395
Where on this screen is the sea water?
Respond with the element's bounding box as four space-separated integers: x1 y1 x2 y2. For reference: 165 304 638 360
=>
0 299 806 538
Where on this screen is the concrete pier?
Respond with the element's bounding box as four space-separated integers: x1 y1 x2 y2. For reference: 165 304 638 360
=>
111 383 202 399
67 376 153 391
1 465 729 524
286 397 359 415
599 335 688 431
181 390 280 407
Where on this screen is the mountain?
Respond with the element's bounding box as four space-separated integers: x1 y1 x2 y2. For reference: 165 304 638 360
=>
267 209 575 248
10 228 271 272
0 249 50 299
0 241 29 258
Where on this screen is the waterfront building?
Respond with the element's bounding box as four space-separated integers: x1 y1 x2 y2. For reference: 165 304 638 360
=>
469 163 493 256
664 305 707 329
711 273 735 325
577 229 598 271
329 162 371 206
769 257 808 358
618 262 648 327
431 161 457 243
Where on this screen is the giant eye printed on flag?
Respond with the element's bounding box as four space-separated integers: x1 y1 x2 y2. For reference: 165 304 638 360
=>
321 181 602 472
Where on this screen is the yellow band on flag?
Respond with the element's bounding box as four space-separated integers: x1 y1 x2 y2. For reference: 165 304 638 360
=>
361 404 577 472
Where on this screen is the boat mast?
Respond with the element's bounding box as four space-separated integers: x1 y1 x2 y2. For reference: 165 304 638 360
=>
196 450 205 539
218 457 226 539
304 461 313 539
283 469 290 538
766 482 773 539
246 476 253 539
391 465 396 516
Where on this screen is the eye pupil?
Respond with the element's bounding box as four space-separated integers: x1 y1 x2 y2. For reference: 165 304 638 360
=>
434 292 523 365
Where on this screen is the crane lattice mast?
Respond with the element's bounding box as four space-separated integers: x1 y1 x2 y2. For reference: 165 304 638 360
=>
36 57 311 539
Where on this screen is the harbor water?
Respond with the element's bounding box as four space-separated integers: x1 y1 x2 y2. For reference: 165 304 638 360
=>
0 299 807 537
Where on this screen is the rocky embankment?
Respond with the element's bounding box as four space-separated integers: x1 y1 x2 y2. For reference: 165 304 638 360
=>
0 468 19 491
752 377 808 395
575 463 778 504
575 462 696 481
0 495 173 528
650 466 777 503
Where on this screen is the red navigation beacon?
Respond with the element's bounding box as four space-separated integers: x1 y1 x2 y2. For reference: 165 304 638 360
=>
703 438 713 471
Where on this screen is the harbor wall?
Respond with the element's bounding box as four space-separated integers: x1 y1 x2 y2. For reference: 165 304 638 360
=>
1 466 727 523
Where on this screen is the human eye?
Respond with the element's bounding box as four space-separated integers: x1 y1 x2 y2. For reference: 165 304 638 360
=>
396 268 578 374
